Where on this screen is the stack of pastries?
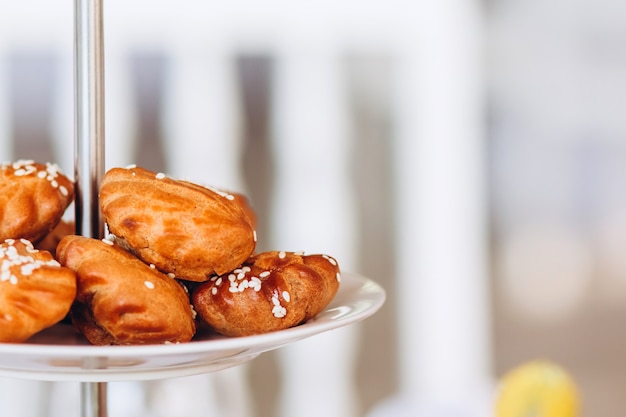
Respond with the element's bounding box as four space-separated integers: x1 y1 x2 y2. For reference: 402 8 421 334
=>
0 161 341 345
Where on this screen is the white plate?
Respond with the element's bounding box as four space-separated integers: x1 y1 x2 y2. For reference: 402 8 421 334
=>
0 272 385 382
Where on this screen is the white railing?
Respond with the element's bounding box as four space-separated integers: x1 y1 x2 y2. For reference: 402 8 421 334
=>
0 1 490 416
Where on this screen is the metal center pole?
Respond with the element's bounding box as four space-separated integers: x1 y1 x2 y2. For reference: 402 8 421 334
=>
74 0 106 416
80 382 108 417
74 0 105 240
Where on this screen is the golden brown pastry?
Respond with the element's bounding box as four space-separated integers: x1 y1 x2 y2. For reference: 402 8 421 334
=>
0 160 74 243
223 190 257 230
0 238 76 343
99 166 256 282
56 235 196 345
35 220 75 253
192 251 341 337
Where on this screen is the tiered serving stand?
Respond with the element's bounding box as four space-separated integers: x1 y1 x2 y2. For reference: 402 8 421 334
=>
0 1 386 416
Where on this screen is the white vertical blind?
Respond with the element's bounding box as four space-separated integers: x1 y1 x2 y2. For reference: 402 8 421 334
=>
391 0 491 413
271 42 359 417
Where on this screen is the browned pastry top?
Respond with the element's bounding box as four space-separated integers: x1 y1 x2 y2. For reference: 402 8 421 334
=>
0 239 76 343
56 235 196 345
99 166 257 282
192 251 341 337
0 160 74 243
35 220 75 253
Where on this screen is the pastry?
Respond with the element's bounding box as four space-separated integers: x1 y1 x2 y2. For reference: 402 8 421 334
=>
99 166 257 282
56 235 196 345
35 220 75 253
0 238 76 343
192 251 341 337
0 160 74 243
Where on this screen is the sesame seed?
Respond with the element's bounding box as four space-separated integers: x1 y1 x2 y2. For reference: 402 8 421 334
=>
101 238 114 246
59 185 69 196
45 163 61 176
149 264 156 269
155 172 166 179
259 271 270 278
206 186 234 200
125 164 137 169
13 159 34 169
215 277 223 286
272 305 287 318
167 272 176 279
250 278 262 292
228 286 238 293
211 287 218 295
278 251 286 259
323 255 338 266
21 263 38 276
282 291 291 302
253 230 257 242
144 281 155 289
336 272 342 282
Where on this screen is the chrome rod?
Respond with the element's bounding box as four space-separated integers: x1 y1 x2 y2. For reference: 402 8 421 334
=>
80 382 108 417
74 0 106 416
74 0 105 240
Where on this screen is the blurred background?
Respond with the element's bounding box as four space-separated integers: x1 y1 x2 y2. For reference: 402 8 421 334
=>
2 0 626 416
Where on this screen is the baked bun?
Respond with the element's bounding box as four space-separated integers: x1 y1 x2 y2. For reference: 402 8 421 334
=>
192 251 341 337
0 160 74 243
56 235 196 345
0 238 76 343
35 220 75 253
99 166 256 282
225 190 257 230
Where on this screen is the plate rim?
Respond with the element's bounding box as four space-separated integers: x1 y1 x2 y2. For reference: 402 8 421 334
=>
0 272 385 380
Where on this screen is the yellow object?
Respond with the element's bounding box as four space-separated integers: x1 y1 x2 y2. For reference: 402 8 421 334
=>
494 360 580 417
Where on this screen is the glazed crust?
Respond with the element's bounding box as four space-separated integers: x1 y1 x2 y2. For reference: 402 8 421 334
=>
192 251 341 337
99 166 256 282
56 235 196 345
0 160 74 243
35 220 75 253
0 239 76 343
